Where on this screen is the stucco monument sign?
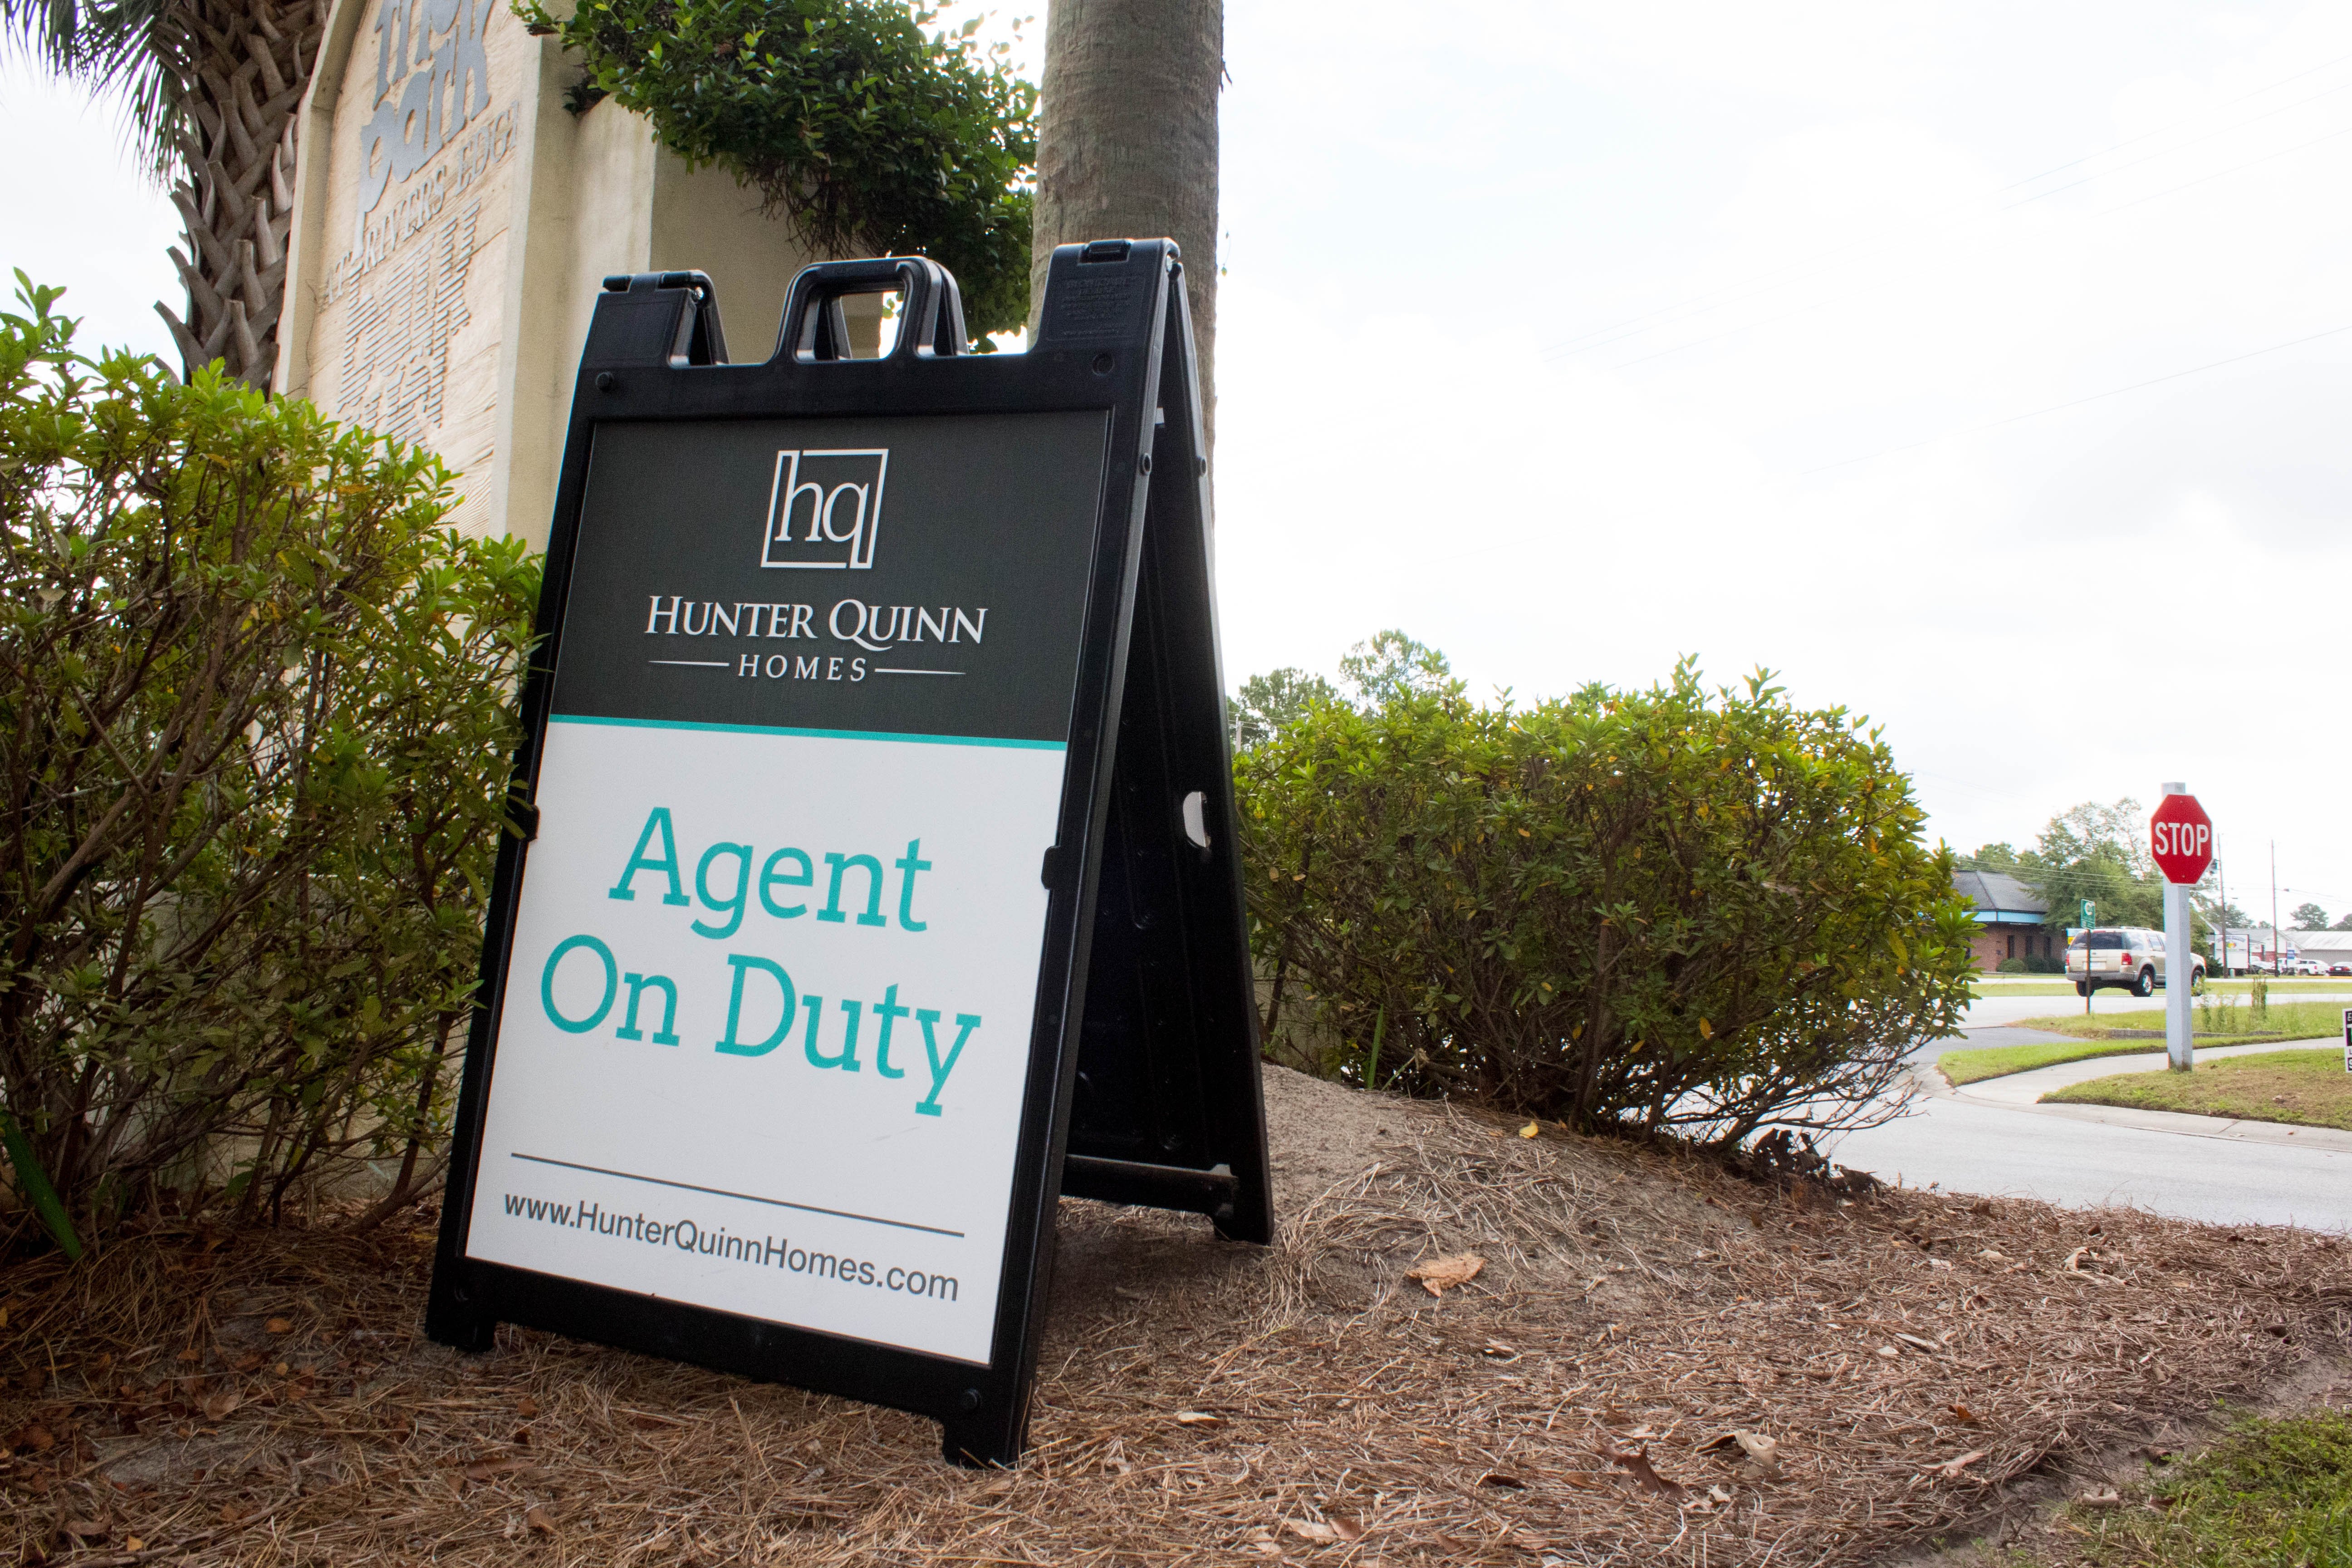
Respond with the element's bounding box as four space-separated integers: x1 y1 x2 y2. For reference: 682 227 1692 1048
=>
424 243 1272 1466
276 0 875 544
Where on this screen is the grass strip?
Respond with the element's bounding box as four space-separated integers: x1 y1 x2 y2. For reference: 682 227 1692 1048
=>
2011 1000 2347 1044
2044 1048 2352 1131
2067 1411 2352 1565
1970 978 2351 997
1940 1038 2189 1085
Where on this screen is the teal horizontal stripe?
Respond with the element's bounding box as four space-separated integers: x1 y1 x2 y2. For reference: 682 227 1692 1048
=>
549 712 1066 751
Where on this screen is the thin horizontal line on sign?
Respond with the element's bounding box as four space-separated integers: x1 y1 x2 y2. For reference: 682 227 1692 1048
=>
760 562 848 569
873 668 964 676
548 713 1065 751
508 1152 965 1237
647 660 731 668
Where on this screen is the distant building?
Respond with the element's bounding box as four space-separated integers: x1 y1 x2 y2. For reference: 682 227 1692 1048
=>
2215 928 2346 971
1953 869 2058 970
2298 930 2352 969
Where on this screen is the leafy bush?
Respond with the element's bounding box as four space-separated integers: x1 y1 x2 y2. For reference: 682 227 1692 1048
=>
0 279 538 1244
1996 957 2027 973
2025 953 2063 974
524 0 1036 339
1237 656 1976 1144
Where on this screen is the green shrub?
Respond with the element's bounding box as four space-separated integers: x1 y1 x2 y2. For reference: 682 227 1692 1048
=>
1996 957 2028 973
523 0 1036 339
2024 953 2063 974
1237 657 1976 1143
0 278 539 1243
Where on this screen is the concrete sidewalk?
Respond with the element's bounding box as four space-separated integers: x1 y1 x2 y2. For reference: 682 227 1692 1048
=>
1934 1036 2352 1153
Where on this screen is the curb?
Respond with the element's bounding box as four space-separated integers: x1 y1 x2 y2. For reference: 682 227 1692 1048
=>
1921 1039 2352 1154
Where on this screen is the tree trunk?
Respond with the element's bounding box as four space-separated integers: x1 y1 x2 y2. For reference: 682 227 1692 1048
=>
1029 0 1221 451
154 0 326 390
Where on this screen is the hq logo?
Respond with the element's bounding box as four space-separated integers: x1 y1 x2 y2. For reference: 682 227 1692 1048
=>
762 449 889 570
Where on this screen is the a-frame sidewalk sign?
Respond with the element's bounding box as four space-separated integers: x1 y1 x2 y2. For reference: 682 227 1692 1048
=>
425 241 1272 1466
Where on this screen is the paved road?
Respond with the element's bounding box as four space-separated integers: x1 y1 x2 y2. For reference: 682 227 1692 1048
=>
1822 994 2352 1232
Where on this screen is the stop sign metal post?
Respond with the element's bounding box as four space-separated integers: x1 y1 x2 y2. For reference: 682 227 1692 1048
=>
2151 785 2214 1071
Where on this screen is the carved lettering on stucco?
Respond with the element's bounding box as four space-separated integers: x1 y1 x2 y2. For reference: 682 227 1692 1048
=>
338 204 478 442
324 102 512 305
355 0 494 247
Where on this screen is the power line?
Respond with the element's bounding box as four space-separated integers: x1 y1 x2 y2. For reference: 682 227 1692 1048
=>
1601 118 2352 375
1991 74 2352 215
1799 320 2352 475
1539 49 2352 364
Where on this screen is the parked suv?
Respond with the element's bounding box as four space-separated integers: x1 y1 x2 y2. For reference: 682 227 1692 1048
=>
2065 926 2205 997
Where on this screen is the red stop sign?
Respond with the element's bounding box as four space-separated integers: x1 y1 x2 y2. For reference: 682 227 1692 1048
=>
2150 794 2214 885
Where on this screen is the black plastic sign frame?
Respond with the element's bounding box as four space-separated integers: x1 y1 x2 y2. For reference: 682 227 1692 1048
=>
427 241 1271 1467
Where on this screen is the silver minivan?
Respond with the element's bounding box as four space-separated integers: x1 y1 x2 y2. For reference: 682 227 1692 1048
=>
2065 926 2205 997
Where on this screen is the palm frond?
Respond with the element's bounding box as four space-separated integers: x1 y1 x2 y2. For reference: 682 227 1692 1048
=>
0 0 184 176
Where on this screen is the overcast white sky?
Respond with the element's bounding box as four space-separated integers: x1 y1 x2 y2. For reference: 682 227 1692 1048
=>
7 3 2350 919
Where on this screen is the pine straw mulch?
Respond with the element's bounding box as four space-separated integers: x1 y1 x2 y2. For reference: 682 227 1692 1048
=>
4 1064 2351 1568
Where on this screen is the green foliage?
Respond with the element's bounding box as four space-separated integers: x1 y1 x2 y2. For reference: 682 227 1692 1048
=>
1954 841 2018 871
2292 902 2329 931
521 0 1036 339
1230 666 1340 753
1237 653 1977 1142
2072 1411 2352 1567
2003 797 2217 949
0 277 539 1240
1995 956 2027 973
0 1104 79 1258
1335 629 1453 708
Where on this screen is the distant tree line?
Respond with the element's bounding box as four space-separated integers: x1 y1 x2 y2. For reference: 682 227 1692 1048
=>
1956 801 2222 941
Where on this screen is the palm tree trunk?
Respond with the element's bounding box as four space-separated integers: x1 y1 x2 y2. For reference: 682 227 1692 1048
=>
1029 0 1221 450
153 0 325 389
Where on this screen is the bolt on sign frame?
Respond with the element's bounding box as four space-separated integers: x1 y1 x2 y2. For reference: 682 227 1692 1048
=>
426 241 1272 1466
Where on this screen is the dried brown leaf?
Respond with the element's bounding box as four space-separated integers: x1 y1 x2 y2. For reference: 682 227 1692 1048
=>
1405 1253 1486 1296
1928 1449 1989 1479
526 1503 558 1535
265 1317 293 1334
1602 1446 1684 1498
1284 1518 1339 1542
1174 1411 1223 1426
